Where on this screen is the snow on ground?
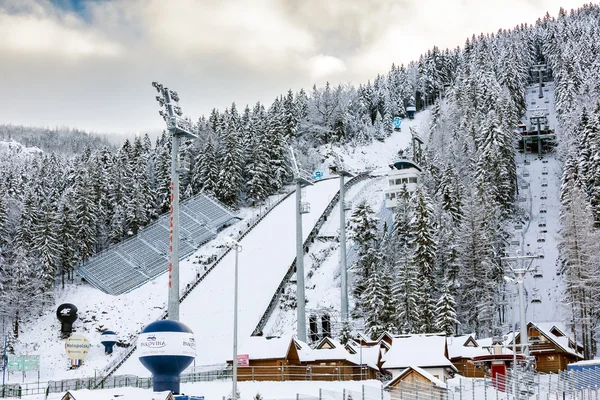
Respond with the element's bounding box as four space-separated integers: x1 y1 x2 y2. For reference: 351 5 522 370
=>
511 81 566 324
117 178 341 376
322 111 431 176
35 380 384 400
10 192 293 384
0 140 43 155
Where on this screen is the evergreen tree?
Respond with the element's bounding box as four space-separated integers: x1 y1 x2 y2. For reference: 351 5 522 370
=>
435 280 460 335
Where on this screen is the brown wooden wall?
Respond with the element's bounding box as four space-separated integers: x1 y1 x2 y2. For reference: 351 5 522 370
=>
452 358 485 378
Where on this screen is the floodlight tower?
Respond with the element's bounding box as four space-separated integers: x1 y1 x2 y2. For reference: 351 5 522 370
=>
410 128 425 164
530 108 548 156
532 64 547 98
152 82 197 321
289 147 314 342
502 251 539 358
328 151 355 323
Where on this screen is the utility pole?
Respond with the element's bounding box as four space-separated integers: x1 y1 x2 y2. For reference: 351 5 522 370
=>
328 151 355 323
224 238 242 400
502 252 539 358
152 82 197 321
289 147 314 342
532 64 547 99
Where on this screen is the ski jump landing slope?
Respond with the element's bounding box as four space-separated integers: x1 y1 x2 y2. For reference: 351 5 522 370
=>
118 178 341 375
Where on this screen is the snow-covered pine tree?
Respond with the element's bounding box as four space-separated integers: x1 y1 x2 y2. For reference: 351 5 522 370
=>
197 136 219 196
348 201 379 299
435 280 460 335
409 188 438 333
31 195 61 288
217 131 243 207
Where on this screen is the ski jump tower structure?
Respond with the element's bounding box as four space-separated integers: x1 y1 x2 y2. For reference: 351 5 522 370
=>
289 147 313 342
384 129 424 209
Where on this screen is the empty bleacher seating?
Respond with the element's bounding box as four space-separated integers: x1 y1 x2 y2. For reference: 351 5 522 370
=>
78 193 238 295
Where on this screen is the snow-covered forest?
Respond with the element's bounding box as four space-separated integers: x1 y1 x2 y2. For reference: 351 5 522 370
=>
1 3 600 358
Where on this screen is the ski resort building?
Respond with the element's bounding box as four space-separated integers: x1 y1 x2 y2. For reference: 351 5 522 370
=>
384 159 422 208
511 322 583 373
384 366 447 400
380 334 457 382
226 336 380 381
447 335 489 378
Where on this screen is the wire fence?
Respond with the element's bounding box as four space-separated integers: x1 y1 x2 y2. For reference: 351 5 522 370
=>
2 367 600 399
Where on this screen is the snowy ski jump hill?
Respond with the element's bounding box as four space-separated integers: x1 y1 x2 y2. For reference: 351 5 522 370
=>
9 111 430 384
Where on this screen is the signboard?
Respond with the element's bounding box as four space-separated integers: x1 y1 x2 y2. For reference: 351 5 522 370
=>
312 170 323 181
236 354 249 367
6 355 40 372
392 117 402 129
65 335 91 360
137 331 196 358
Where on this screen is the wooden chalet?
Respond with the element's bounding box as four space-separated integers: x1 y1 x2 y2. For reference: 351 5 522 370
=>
303 337 379 380
381 334 457 382
512 322 583 373
227 336 380 381
384 366 447 400
447 335 489 378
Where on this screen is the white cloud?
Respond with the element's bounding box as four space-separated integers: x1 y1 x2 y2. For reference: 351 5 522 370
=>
309 55 347 80
0 4 122 58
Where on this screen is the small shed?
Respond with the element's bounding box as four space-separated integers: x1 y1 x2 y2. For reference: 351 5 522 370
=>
304 337 379 380
60 388 173 400
384 366 447 400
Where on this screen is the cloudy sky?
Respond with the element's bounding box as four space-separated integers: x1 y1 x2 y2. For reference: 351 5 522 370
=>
0 0 589 136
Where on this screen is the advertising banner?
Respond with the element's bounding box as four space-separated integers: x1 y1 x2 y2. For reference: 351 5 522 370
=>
137 331 196 358
65 335 90 360
237 354 249 367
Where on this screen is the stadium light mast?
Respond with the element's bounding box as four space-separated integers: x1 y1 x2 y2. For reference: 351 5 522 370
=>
328 151 355 323
289 147 314 342
152 82 197 321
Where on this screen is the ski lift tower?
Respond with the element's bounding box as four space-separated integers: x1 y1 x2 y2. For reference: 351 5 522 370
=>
530 108 548 156
410 128 425 164
328 150 355 324
289 147 314 342
152 82 197 321
501 251 540 358
532 64 547 99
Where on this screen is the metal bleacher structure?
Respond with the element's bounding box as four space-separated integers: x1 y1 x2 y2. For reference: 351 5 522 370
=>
78 193 239 295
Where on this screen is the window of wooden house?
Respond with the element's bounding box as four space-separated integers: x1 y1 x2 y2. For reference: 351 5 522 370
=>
547 355 555 361
409 177 418 183
320 362 326 366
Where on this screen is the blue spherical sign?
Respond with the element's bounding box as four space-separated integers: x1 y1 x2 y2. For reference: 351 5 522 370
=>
138 320 195 394
313 170 323 180
101 330 118 355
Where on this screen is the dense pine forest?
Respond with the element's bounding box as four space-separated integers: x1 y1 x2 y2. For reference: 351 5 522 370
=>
1 4 599 357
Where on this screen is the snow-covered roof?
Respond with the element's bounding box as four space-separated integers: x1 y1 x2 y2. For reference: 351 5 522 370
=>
381 334 456 371
55 388 172 399
305 337 379 369
446 335 489 359
384 366 447 389
511 322 583 359
236 336 296 361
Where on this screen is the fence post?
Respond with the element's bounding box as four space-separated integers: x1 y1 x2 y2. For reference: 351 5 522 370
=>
296 393 300 400
252 367 254 381
381 381 384 400
472 378 475 400
484 376 487 400
319 388 322 400
459 378 462 400
431 383 434 399
343 388 346 400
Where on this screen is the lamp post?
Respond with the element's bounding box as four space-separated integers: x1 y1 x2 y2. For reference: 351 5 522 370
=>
224 237 242 400
152 82 197 321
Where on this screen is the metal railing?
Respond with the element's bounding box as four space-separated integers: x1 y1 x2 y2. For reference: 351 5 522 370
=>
252 174 371 336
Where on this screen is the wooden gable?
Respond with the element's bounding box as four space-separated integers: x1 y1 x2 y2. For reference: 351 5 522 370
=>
377 332 395 346
463 336 478 348
285 339 301 364
315 337 337 350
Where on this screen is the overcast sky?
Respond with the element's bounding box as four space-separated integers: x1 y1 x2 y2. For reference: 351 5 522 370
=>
0 0 589 136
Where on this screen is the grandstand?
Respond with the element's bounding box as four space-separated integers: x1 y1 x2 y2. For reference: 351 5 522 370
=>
78 193 239 295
